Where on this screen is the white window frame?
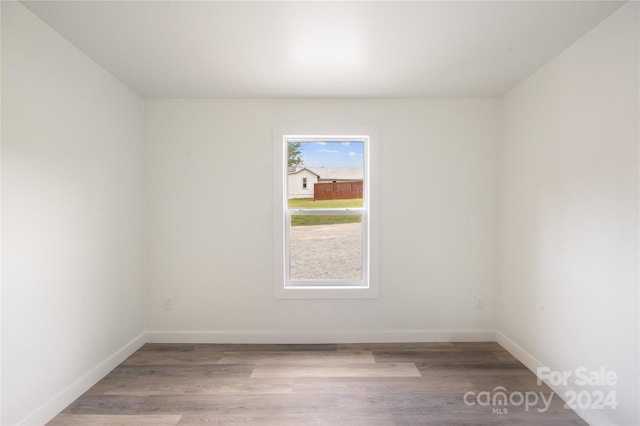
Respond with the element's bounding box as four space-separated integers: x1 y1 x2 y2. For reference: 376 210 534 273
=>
273 127 379 299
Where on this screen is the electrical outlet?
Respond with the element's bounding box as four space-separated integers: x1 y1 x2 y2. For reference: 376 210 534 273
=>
474 296 485 310
163 296 173 310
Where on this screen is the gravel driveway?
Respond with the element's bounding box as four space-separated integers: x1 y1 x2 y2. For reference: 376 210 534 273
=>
290 223 362 280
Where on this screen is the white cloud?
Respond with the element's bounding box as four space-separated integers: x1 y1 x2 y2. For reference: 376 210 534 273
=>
347 151 357 156
320 149 338 153
342 142 351 146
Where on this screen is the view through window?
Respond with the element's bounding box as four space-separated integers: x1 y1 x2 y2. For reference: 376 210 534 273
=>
285 137 368 286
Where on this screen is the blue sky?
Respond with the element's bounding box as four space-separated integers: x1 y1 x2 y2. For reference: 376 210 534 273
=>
295 141 364 168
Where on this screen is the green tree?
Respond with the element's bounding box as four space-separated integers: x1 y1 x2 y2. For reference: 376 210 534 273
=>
288 142 303 167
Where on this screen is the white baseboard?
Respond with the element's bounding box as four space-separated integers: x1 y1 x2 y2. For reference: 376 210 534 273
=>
145 329 497 344
496 331 617 426
19 332 146 426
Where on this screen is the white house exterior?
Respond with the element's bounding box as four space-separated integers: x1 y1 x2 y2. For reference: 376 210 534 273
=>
287 168 319 199
287 167 363 199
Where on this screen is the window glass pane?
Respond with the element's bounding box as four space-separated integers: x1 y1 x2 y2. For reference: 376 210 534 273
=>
287 141 364 209
289 214 362 281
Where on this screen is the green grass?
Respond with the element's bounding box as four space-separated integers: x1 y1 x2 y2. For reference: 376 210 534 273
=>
291 214 361 227
288 198 363 226
288 198 363 208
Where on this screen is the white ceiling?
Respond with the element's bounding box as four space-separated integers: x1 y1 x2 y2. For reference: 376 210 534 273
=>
21 1 625 98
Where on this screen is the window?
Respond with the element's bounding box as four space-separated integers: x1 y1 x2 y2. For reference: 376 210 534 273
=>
273 129 379 299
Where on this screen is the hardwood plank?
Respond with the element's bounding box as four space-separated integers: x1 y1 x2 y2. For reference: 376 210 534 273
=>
194 344 337 352
98 378 293 396
492 349 520 362
450 342 505 351
61 392 477 417
217 350 374 365
48 414 182 425
373 350 521 366
337 342 458 351
138 344 198 352
466 373 553 392
338 342 504 352
61 394 342 415
416 364 532 377
178 412 395 425
292 376 474 394
392 411 587 426
124 351 222 365
109 364 253 379
251 363 421 378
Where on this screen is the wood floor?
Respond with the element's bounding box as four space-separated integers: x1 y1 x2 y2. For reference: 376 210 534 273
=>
49 342 587 425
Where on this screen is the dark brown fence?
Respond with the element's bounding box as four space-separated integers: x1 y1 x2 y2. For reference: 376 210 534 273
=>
314 181 363 201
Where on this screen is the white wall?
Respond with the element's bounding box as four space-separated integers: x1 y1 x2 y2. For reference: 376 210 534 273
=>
145 99 499 340
1 3 145 425
498 3 639 425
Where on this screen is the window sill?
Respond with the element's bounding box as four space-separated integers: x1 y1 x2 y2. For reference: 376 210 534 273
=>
274 284 379 300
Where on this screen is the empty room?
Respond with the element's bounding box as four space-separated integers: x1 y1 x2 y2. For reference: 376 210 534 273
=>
1 1 638 425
